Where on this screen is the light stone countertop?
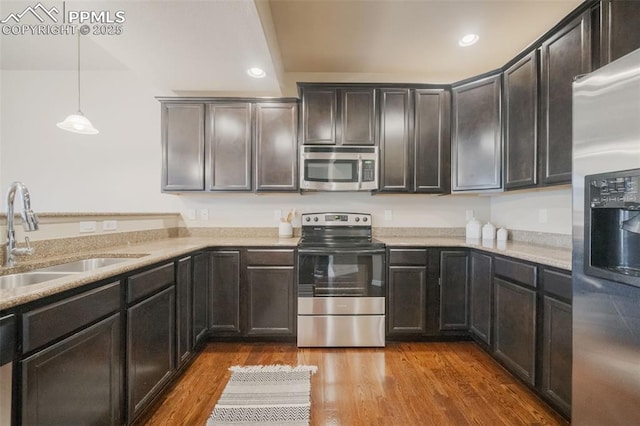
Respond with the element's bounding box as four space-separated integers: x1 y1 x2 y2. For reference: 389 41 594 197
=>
0 236 299 311
378 237 572 270
0 235 570 311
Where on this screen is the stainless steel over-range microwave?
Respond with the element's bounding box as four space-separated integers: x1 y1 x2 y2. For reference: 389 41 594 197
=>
299 145 378 191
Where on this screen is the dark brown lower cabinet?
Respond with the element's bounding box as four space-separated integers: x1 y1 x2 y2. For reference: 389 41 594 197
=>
439 250 469 330
209 250 241 335
127 286 175 422
22 314 121 425
541 295 572 417
192 252 209 345
176 257 192 367
469 251 492 345
494 278 536 385
246 266 295 335
387 266 427 335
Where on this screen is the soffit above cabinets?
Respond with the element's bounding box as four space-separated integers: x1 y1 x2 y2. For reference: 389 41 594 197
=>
0 0 583 95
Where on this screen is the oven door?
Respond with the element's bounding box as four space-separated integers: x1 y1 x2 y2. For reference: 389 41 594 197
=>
298 247 385 297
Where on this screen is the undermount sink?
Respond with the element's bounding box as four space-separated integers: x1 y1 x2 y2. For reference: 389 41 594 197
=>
0 272 71 290
0 257 137 290
35 257 133 273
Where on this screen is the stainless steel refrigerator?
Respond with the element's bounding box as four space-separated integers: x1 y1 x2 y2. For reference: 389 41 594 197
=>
573 48 640 424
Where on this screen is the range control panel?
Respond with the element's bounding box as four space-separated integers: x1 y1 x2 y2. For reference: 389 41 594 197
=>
301 212 371 226
588 170 640 209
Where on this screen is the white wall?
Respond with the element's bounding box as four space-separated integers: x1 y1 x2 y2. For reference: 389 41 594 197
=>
490 186 572 235
0 68 572 235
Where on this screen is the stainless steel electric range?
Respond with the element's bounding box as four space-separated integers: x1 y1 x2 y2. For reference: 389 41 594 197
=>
297 212 386 347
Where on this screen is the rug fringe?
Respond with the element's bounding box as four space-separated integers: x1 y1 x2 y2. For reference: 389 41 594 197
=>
229 364 318 374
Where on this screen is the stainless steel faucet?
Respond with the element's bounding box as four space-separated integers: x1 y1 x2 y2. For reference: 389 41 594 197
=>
5 182 39 267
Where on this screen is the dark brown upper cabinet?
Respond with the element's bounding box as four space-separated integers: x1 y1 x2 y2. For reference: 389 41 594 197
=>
160 98 298 193
161 102 205 192
414 89 451 193
206 102 253 191
378 88 412 191
254 102 298 192
451 73 502 192
599 0 640 66
503 51 539 190
299 84 376 145
540 11 592 185
375 87 451 194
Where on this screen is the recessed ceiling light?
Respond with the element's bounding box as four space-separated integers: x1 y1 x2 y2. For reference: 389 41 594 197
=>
247 67 266 78
458 34 479 47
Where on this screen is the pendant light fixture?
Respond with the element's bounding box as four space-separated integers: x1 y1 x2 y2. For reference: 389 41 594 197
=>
57 32 99 135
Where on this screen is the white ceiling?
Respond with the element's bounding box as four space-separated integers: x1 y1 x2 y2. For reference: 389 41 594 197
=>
0 0 584 96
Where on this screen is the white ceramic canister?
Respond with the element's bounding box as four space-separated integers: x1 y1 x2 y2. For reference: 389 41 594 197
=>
482 222 496 241
465 217 482 240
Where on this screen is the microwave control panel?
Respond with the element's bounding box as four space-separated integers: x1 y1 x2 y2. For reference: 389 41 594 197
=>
362 160 375 182
588 171 640 209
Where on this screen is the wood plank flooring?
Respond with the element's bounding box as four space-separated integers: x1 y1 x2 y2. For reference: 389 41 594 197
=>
142 342 567 426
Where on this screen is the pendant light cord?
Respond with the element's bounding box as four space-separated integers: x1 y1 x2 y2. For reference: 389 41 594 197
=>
77 32 81 113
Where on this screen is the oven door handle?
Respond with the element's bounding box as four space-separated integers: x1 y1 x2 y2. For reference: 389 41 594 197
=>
298 247 385 255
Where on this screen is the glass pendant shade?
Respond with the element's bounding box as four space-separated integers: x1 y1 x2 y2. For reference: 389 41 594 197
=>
57 112 99 134
58 33 99 135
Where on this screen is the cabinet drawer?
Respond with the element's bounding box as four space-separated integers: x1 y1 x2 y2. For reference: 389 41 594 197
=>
542 268 572 301
246 249 294 266
127 263 174 303
389 249 427 265
494 257 537 288
23 281 120 353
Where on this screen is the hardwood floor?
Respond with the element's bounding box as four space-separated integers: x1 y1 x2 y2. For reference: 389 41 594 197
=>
143 342 567 426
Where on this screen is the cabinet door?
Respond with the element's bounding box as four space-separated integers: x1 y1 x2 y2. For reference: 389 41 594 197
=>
379 89 411 191
176 257 192 367
452 74 502 191
161 103 205 191
387 266 427 335
504 51 538 189
542 296 572 417
414 89 451 193
600 0 640 66
469 251 492 345
22 314 121 425
206 103 252 190
341 88 376 145
301 88 337 144
192 252 209 345
540 11 591 185
254 102 298 191
439 251 469 330
246 267 295 336
494 278 536 385
127 287 175 421
209 251 241 334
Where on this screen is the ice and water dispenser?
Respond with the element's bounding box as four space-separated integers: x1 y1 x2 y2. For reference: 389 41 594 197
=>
586 168 640 288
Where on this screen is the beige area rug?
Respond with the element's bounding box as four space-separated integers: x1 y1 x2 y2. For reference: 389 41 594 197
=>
207 365 318 426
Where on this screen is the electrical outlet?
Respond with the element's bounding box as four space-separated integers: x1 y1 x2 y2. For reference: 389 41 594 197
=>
102 220 117 231
199 208 209 221
538 209 549 224
274 209 282 221
79 221 96 233
384 210 393 221
186 209 196 220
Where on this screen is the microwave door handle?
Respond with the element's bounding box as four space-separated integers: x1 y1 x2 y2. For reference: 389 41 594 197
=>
357 157 363 190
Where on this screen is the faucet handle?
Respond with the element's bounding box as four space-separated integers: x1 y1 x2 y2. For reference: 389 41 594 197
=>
12 237 35 256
